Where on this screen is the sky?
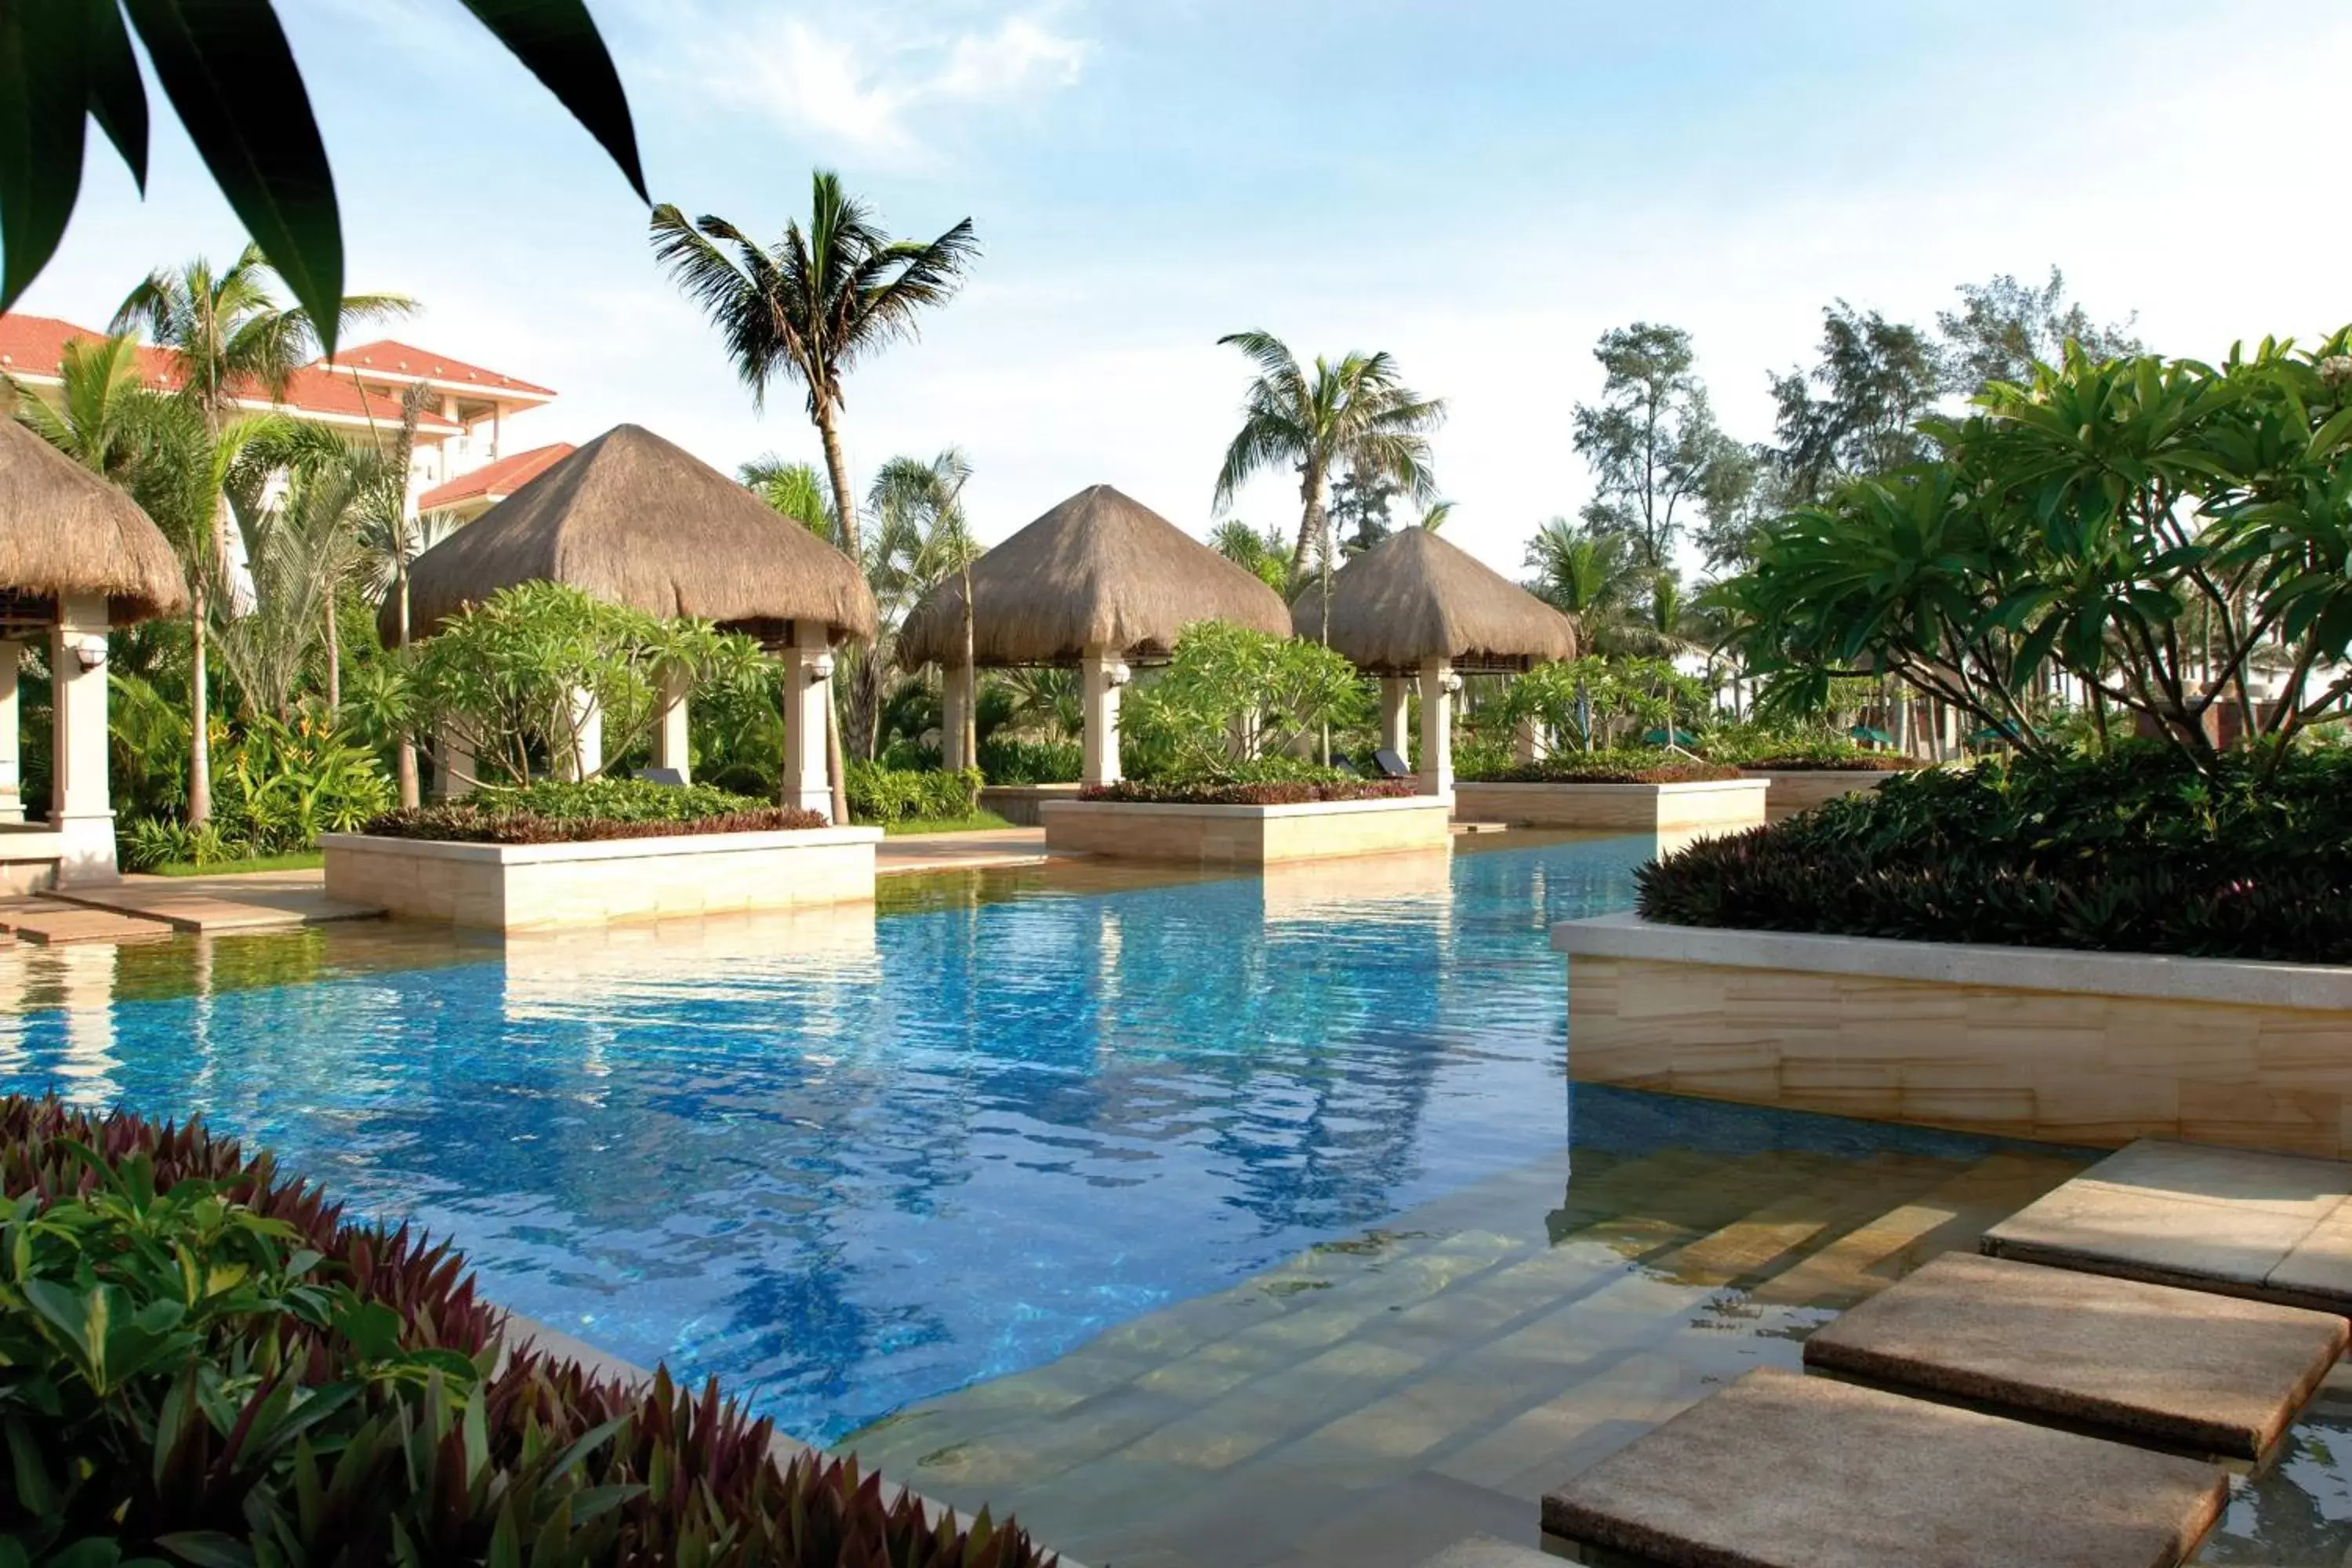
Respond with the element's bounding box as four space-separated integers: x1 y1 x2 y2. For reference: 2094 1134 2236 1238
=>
20 0 2352 578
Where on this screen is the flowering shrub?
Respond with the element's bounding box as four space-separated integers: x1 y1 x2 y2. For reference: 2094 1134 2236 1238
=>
361 778 827 843
1080 778 1418 806
1457 748 1742 785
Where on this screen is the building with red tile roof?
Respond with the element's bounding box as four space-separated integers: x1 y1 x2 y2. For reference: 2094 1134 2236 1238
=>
416 441 575 518
0 312 557 515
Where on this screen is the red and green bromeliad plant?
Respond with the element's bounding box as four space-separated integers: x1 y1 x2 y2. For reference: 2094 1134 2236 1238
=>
0 1096 1054 1567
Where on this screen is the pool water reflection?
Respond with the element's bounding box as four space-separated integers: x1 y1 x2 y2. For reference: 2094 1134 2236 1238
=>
0 836 1650 1443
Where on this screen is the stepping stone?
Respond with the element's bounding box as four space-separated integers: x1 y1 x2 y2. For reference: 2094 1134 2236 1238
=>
0 902 175 945
1541 1367 2223 1568
1415 1539 1555 1568
1982 1138 2352 1315
1803 1251 2347 1458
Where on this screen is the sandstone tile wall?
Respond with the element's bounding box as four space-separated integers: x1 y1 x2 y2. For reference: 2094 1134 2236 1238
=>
1566 952 2352 1159
1737 770 1896 823
322 829 881 932
1452 780 1768 833
1041 798 1454 866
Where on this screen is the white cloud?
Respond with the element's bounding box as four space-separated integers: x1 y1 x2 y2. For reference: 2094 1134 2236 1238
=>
674 8 1087 162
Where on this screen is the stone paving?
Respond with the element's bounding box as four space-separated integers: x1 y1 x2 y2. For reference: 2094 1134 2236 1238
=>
840 1137 2094 1568
53 868 384 932
873 826 1054 877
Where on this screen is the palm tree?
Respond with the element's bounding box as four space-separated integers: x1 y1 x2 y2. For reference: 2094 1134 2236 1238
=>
216 448 366 721
1210 519 1292 593
740 456 836 539
1211 333 1446 597
1524 517 1645 652
9 336 152 480
112 244 410 822
352 387 451 805
652 174 978 554
655 170 977 819
868 450 981 764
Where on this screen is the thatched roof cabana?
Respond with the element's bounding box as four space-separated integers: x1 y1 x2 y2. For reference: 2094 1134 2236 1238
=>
386 423 877 645
1298 527 1576 675
897 484 1289 670
0 418 187 626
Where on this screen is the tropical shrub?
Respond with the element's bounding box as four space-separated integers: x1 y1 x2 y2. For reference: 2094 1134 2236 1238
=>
976 737 1080 786
119 714 393 870
1081 775 1417 806
1457 748 1741 785
362 779 827 844
1719 330 2352 776
845 764 984 823
1497 656 1711 754
1121 623 1369 782
0 1095 1054 1566
393 583 768 790
1637 744 2352 961
1700 723 1927 771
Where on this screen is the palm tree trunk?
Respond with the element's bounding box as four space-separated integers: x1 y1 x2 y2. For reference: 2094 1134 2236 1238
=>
323 591 341 712
960 559 978 771
188 588 212 826
813 398 857 826
394 572 419 808
1288 463 1324 579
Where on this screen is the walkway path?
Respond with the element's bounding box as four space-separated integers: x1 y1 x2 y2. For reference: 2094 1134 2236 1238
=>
875 826 1054 877
53 869 385 933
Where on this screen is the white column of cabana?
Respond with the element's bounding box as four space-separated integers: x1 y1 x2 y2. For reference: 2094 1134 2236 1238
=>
434 726 475 801
557 686 603 781
781 619 836 818
0 638 20 822
1377 676 1410 763
1417 655 1456 800
1080 644 1129 788
940 661 975 772
50 593 117 883
652 667 691 782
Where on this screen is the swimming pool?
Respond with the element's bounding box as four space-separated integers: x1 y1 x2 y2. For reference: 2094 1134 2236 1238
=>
0 836 1652 1443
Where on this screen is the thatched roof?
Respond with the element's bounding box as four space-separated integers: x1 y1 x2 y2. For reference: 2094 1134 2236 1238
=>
387 423 877 644
0 418 187 625
898 485 1290 670
1296 527 1576 674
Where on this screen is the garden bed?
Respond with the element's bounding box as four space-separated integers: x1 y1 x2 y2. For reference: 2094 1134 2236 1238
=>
0 1095 1053 1566
1042 792 1450 866
1737 764 1916 822
1451 777 1768 834
1552 911 2352 1158
978 782 1080 826
324 824 881 931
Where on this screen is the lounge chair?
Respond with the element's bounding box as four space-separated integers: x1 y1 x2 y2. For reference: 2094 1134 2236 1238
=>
1373 748 1413 779
635 767 687 786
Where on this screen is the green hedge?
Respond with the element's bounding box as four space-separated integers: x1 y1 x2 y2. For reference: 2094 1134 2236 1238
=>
361 778 828 844
845 764 984 824
976 739 1080 786
0 1095 1054 1566
1457 748 1743 785
1637 746 2352 962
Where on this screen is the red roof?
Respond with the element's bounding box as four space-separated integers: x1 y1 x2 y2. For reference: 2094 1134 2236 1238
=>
326 339 555 399
0 313 462 434
417 441 575 511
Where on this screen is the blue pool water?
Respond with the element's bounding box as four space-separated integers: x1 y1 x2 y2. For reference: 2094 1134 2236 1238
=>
0 837 1653 1443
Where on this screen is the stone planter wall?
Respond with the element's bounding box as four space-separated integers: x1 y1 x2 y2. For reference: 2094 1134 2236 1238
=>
1738 768 1902 823
322 826 883 932
1554 912 2352 1158
976 783 1080 826
1041 794 1452 866
0 824 63 895
1452 778 1768 834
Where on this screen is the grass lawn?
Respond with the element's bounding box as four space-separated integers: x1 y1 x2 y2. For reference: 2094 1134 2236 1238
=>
151 851 325 877
877 812 1015 837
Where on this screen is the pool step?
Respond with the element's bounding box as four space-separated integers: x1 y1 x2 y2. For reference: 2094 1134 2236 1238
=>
0 898 176 945
1982 1138 2352 1316
1541 1367 2226 1568
1803 1250 2347 1460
